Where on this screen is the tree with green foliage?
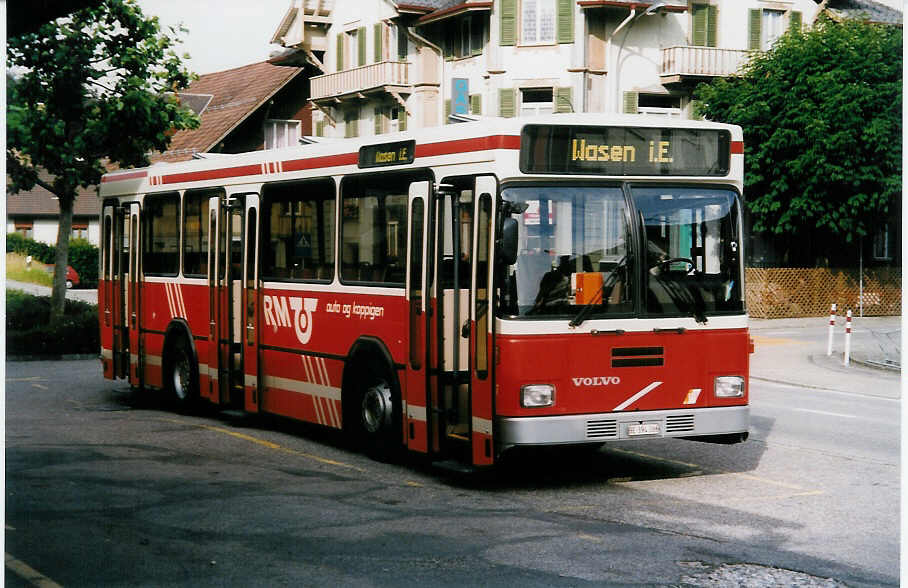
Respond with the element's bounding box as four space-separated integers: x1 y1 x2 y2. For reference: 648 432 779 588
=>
694 17 901 265
7 0 199 319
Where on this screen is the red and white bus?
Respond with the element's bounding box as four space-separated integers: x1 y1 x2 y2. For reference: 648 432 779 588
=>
99 114 750 467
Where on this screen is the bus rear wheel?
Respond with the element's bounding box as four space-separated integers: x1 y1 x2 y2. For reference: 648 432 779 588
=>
166 338 197 411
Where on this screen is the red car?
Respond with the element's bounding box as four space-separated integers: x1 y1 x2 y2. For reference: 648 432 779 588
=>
45 265 80 289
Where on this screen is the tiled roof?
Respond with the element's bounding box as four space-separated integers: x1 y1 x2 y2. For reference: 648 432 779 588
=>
154 61 305 163
826 0 903 24
7 180 99 217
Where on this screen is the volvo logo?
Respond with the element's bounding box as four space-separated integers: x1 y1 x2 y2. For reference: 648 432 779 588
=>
572 376 621 387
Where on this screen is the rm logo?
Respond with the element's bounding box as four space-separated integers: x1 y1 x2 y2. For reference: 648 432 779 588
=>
263 295 318 344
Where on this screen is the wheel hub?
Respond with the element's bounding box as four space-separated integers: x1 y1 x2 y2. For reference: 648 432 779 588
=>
361 382 392 434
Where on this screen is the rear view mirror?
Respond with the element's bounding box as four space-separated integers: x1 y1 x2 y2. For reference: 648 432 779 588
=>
498 217 519 266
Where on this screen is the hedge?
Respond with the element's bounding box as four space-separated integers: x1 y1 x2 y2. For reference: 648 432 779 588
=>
6 289 100 356
6 234 99 287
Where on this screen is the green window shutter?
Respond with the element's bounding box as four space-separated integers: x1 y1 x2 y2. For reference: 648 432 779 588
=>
358 26 367 66
336 33 344 71
692 4 707 46
315 120 325 137
499 88 516 118
749 9 762 50
470 93 482 115
445 99 452 123
789 11 802 33
500 0 516 46
555 87 572 113
398 108 407 131
374 23 383 62
351 117 359 138
707 5 718 47
557 0 573 44
397 24 408 60
374 107 383 135
622 91 638 114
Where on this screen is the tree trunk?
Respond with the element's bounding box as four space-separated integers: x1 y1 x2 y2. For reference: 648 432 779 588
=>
50 194 75 321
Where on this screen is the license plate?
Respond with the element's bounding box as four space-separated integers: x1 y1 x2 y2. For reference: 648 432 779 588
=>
628 422 660 436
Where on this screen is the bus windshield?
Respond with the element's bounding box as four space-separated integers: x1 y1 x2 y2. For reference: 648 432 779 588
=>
500 184 743 320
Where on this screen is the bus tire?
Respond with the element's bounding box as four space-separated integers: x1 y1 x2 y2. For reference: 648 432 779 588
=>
164 336 198 412
347 357 401 460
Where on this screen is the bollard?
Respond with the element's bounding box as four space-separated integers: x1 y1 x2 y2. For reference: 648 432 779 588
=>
843 309 852 367
826 303 837 356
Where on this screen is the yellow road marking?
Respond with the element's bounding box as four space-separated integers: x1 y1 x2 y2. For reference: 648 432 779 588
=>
158 417 365 473
5 553 63 588
751 335 803 347
405 481 423 487
31 384 48 390
6 377 47 382
578 533 603 543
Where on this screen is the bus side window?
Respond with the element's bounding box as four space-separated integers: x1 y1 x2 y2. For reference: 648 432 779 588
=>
261 178 336 282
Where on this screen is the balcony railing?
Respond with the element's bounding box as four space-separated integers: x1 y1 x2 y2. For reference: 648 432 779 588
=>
661 46 754 80
310 61 411 101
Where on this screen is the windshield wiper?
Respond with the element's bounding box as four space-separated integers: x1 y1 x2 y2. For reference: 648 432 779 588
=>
653 271 708 325
569 256 626 328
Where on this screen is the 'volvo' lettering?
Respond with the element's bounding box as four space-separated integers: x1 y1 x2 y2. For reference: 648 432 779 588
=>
572 376 621 387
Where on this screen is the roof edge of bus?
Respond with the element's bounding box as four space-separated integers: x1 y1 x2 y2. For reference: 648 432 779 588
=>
98 114 742 189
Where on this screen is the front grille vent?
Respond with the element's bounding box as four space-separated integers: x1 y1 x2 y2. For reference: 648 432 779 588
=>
611 346 665 368
586 419 618 439
665 414 695 433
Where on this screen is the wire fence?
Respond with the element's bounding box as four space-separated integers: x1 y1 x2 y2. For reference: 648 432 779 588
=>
745 267 901 319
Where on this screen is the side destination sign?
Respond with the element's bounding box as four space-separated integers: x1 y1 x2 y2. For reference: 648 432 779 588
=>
520 125 731 176
358 140 416 169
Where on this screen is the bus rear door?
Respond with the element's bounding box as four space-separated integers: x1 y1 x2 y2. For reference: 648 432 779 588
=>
126 202 142 388
208 192 258 409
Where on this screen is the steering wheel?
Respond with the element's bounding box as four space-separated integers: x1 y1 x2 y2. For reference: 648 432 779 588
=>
654 257 697 275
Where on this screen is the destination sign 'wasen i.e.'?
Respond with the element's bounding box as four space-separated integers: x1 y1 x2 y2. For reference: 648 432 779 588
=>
520 125 731 176
358 140 416 169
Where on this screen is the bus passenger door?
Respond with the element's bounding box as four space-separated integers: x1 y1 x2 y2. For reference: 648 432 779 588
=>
101 203 127 380
208 196 228 404
241 194 261 413
469 176 498 466
406 182 431 453
126 202 142 388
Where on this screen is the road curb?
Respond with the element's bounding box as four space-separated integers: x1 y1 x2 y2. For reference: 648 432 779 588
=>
7 354 100 362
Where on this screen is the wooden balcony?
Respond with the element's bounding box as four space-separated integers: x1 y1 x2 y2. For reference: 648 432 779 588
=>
310 61 411 102
660 46 754 86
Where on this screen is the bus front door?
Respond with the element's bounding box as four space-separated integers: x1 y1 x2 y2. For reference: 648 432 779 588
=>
431 185 473 463
241 194 261 413
468 176 497 466
406 182 432 453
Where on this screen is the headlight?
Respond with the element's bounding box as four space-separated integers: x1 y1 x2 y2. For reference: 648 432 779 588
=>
521 384 555 408
715 376 745 398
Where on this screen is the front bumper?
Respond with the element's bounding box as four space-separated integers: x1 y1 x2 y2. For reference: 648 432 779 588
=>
498 405 749 449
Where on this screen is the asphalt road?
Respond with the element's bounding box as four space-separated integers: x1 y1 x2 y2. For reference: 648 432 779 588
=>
5 354 899 587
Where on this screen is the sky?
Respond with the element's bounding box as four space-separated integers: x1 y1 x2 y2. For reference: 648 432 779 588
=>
137 0 292 75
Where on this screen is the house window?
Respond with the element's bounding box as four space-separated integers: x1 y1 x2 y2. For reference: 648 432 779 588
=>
344 109 359 138
873 223 892 260
14 221 33 240
72 222 89 240
762 9 785 49
521 0 556 45
264 119 301 149
520 88 554 117
637 94 683 117
443 13 485 59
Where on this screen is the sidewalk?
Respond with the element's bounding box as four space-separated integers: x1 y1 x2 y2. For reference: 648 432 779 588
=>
749 315 902 399
6 279 98 304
